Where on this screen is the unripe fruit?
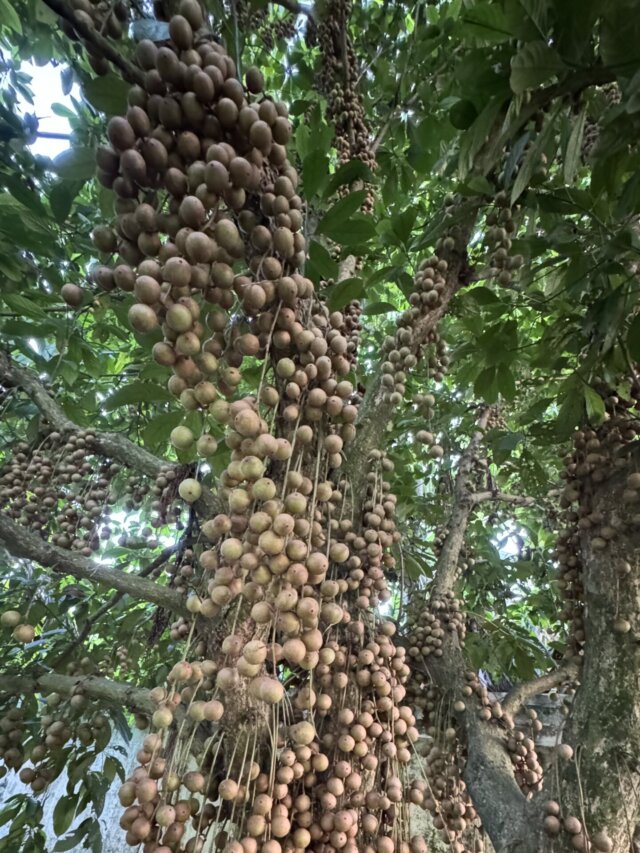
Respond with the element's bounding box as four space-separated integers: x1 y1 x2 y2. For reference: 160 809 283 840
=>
178 478 202 503
13 624 35 643
0 610 22 628
171 425 195 450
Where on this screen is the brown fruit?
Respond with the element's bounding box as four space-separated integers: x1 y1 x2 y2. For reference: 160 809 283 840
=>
128 303 158 333
61 283 83 307
246 67 264 94
169 14 193 49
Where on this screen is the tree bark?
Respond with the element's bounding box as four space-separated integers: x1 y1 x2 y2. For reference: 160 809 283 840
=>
558 456 640 851
0 513 188 615
0 672 157 715
0 351 221 518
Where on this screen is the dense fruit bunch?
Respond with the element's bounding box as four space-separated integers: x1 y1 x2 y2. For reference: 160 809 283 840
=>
317 0 376 209
56 3 429 850
554 383 640 661
0 430 185 554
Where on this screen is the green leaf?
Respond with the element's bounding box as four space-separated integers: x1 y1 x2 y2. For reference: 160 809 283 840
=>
463 3 513 43
83 75 130 116
509 41 564 95
51 148 96 181
54 818 92 852
320 214 376 246
496 364 516 401
324 160 375 197
326 277 365 311
584 386 605 425
555 376 584 438
391 207 417 246
142 409 184 449
301 150 329 198
0 0 22 32
49 181 85 223
104 382 173 411
53 796 76 837
362 301 397 316
306 240 339 283
449 99 478 130
2 293 48 320
317 190 367 236
518 0 553 36
511 103 562 204
563 105 587 185
628 313 640 361
474 366 499 403
458 98 504 179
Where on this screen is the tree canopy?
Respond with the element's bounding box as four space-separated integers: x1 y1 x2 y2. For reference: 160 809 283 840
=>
0 1 640 852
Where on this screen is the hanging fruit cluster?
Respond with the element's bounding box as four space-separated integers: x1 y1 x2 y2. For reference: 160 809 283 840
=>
381 256 449 407
234 2 297 52
0 691 113 794
480 193 523 288
0 430 186 555
553 384 640 662
46 2 432 849
316 0 376 210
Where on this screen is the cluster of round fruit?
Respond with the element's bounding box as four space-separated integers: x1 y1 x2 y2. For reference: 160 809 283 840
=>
506 723 544 794
0 608 35 645
317 0 376 210
114 610 419 852
405 593 467 667
70 6 425 849
0 430 186 554
381 256 449 407
542 800 613 852
0 432 109 554
409 737 483 853
482 193 523 288
0 690 110 794
554 391 640 657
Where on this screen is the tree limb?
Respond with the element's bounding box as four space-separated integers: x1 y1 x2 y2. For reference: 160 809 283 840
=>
432 406 492 596
0 513 188 616
471 490 536 507
40 0 145 86
0 671 157 715
0 351 221 518
51 543 182 670
501 661 580 718
270 0 314 19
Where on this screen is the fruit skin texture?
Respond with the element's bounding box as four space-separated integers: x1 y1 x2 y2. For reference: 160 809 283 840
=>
0 610 22 628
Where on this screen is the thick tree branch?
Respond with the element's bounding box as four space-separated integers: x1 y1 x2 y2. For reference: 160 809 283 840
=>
0 352 221 518
0 671 157 715
432 406 492 596
471 490 536 507
40 0 145 86
501 661 580 718
0 514 188 616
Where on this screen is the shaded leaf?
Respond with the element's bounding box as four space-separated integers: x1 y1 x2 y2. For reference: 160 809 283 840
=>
104 382 173 411
52 147 96 181
83 74 130 116
326 278 365 311
510 41 564 94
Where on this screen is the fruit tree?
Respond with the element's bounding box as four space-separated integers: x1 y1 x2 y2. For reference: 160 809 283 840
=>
0 1 639 852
